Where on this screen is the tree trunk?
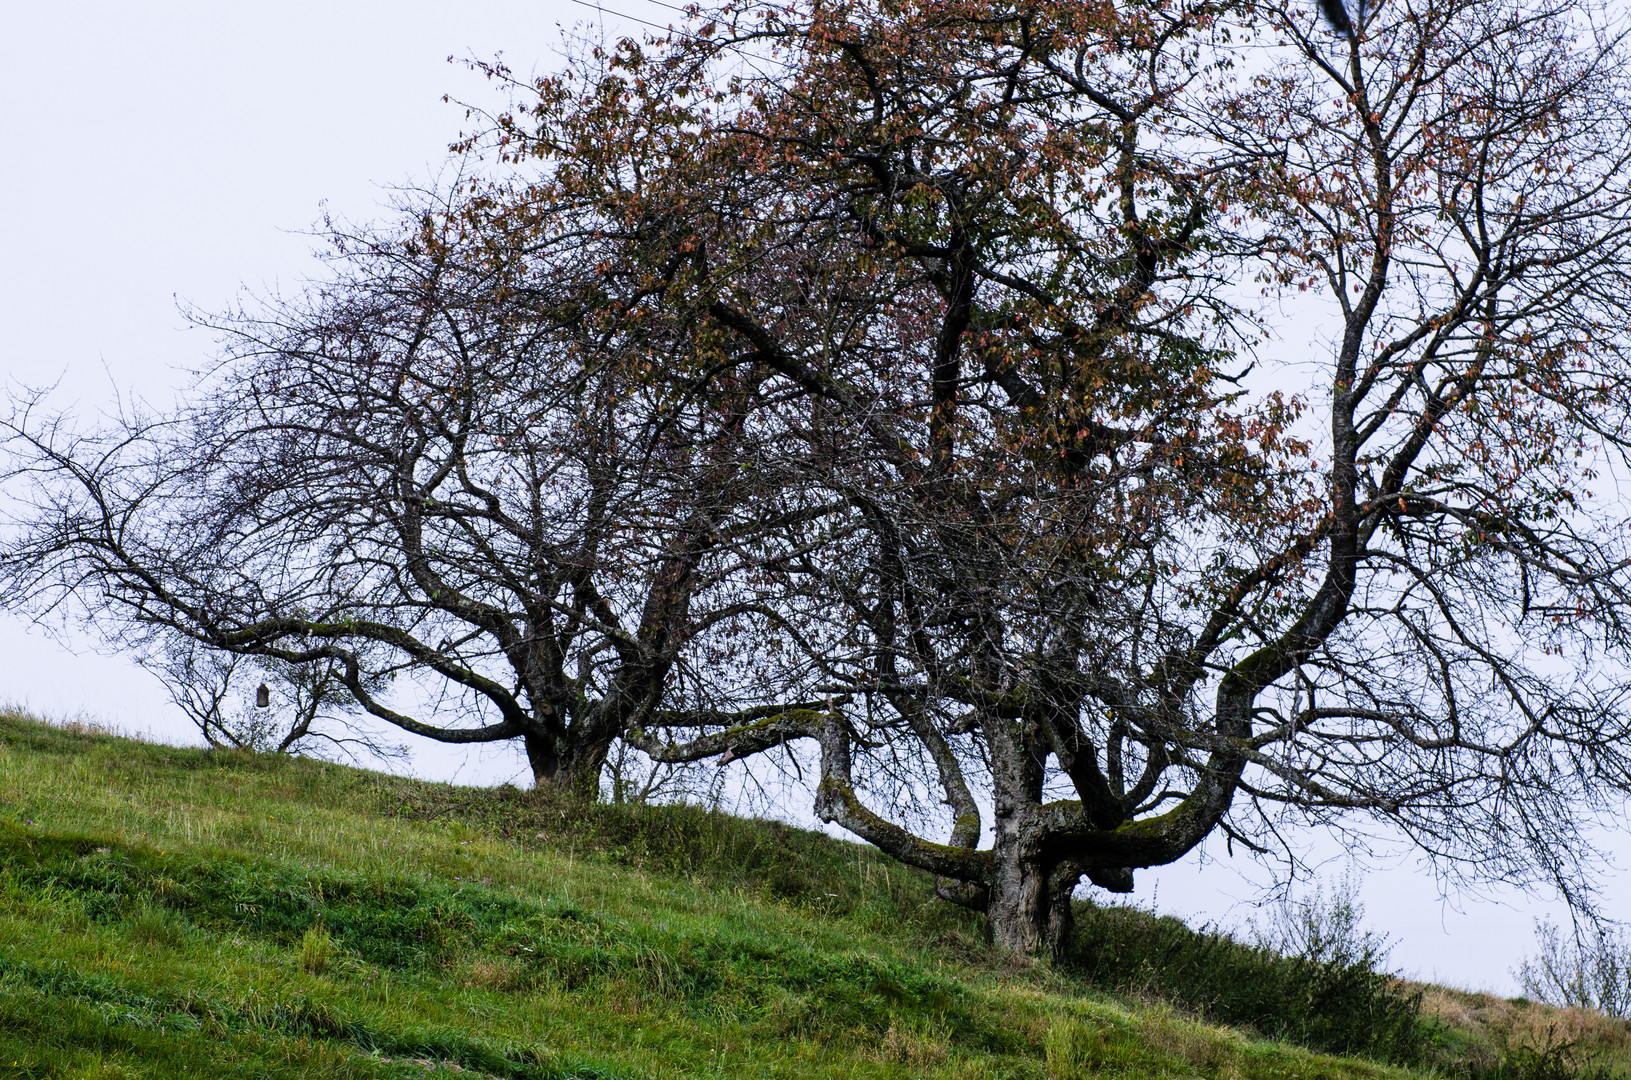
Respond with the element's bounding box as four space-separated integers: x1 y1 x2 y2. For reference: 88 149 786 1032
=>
525 730 610 799
523 731 559 787
987 868 1044 954
984 806 1084 959
985 849 1083 959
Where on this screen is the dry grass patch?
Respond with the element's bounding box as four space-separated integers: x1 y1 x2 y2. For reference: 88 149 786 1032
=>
1418 984 1631 1075
877 1019 952 1067
456 955 529 992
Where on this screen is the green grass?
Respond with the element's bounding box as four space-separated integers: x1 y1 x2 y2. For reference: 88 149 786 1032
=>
0 707 1622 1080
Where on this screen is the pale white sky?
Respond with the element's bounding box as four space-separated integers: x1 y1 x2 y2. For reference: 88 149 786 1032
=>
1 0 1623 994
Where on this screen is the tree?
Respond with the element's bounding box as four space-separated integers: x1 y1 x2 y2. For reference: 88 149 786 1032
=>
144 633 403 760
0 204 813 793
479 0 1631 955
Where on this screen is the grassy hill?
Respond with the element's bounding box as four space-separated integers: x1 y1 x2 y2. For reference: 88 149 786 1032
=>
1 708 1626 1080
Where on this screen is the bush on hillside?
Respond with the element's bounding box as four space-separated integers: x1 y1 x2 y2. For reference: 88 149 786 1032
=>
1063 899 1426 1063
1519 919 1631 1021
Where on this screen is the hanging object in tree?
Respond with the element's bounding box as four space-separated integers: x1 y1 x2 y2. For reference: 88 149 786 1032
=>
255 683 270 709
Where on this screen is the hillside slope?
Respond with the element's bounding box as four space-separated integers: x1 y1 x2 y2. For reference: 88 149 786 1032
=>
0 709 1621 1080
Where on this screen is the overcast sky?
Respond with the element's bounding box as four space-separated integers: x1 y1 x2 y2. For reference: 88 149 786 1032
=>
2 0 1623 994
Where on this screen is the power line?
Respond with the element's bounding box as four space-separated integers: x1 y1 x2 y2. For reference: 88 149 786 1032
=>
566 0 805 75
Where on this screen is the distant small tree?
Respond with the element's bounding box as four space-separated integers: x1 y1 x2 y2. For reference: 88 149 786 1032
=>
1519 919 1631 1019
143 634 403 761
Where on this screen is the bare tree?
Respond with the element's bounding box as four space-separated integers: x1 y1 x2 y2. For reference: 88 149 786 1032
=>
143 633 403 760
1519 919 1631 1019
0 200 814 794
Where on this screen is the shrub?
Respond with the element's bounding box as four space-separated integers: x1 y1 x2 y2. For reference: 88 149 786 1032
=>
1063 892 1425 1063
1518 920 1631 1020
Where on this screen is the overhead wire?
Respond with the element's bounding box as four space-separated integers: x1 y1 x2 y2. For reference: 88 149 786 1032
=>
566 0 807 75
